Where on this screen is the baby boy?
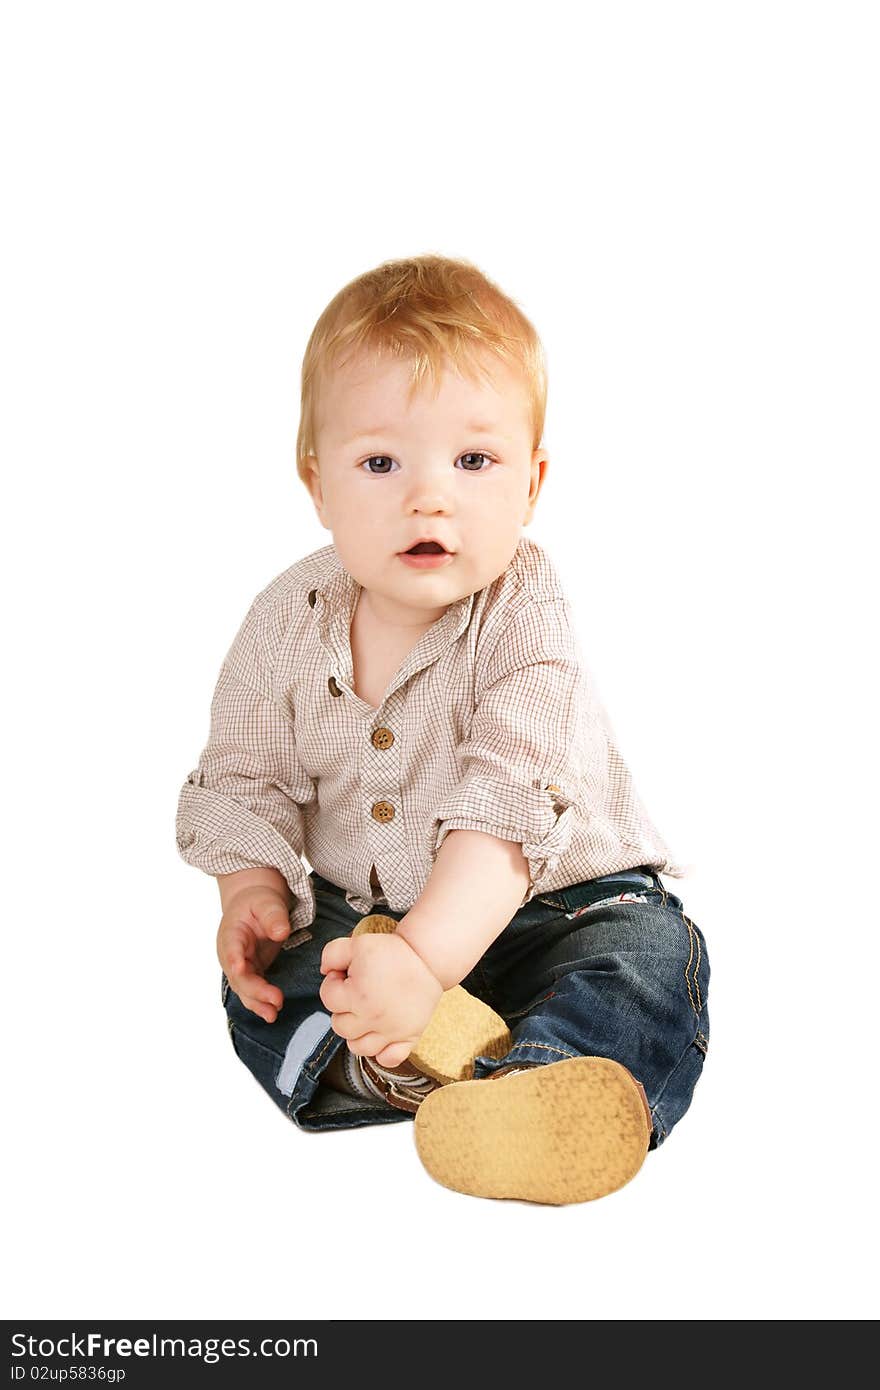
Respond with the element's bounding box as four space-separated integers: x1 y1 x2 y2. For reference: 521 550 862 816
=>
175 253 710 1205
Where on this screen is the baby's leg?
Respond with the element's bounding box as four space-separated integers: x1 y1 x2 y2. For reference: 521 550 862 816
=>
414 875 710 1202
475 883 711 1147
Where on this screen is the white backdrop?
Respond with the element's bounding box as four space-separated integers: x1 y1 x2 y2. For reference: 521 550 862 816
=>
2 0 877 1322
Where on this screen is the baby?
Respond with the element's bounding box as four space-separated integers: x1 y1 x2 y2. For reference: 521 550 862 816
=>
175 253 710 1205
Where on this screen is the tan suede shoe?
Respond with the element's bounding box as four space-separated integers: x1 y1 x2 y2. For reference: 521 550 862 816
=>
413 1056 652 1205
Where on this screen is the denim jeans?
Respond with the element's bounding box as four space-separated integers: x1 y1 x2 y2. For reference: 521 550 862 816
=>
222 866 710 1149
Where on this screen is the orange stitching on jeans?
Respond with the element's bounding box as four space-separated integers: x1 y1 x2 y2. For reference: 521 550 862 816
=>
509 1040 577 1059
502 990 555 1020
537 893 568 910
310 1031 338 1071
681 911 697 1014
686 915 703 1011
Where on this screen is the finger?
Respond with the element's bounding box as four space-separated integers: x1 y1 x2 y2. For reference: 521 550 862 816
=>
261 983 284 1010
329 1011 370 1042
228 966 283 1011
220 923 254 975
375 1042 412 1068
318 975 352 1013
226 964 262 998
240 992 282 1024
257 905 291 942
343 1031 390 1059
321 938 355 975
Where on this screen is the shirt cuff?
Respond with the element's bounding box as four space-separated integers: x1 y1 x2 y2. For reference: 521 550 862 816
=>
431 774 576 905
176 783 315 935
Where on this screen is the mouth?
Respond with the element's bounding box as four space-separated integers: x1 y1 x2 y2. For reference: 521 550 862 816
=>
400 541 452 556
398 540 454 568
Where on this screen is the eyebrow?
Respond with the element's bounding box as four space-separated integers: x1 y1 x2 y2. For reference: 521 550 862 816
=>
344 421 509 443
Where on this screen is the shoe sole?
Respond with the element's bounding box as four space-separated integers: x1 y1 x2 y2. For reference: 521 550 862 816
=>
413 1056 650 1205
352 914 513 1084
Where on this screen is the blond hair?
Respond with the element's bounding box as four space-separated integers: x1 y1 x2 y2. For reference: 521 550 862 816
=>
295 253 546 483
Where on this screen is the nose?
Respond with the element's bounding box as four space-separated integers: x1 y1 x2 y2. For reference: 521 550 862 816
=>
404 461 454 515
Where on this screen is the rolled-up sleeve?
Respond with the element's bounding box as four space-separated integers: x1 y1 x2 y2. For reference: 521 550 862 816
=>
430 597 586 905
175 596 317 934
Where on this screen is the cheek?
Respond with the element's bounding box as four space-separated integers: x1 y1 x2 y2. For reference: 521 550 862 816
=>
469 486 526 527
324 495 365 530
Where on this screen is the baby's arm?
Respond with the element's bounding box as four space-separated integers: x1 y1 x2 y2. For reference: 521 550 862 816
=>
397 828 530 988
318 829 529 1065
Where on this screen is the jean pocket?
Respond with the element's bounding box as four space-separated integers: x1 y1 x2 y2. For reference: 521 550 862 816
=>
550 872 664 918
534 890 571 910
515 895 571 927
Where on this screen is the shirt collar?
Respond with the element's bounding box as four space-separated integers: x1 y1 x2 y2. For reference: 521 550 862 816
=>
309 546 476 704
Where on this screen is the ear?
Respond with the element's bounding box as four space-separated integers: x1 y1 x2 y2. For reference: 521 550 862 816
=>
302 455 330 528
523 450 549 524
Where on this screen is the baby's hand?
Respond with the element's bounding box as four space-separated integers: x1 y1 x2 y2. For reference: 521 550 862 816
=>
217 887 291 1024
318 932 443 1068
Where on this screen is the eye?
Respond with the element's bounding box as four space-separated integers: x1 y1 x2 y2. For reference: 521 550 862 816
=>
457 452 494 472
360 456 399 475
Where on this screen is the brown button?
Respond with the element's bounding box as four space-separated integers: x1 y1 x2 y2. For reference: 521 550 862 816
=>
307 588 317 607
328 675 342 696
371 727 394 750
546 783 561 794
371 801 395 823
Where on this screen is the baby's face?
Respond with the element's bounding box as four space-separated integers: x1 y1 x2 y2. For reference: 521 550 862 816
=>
304 351 548 627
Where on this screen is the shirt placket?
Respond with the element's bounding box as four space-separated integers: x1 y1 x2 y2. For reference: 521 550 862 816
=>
310 574 474 913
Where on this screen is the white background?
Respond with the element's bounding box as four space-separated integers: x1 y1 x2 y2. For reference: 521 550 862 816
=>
2 1 877 1322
